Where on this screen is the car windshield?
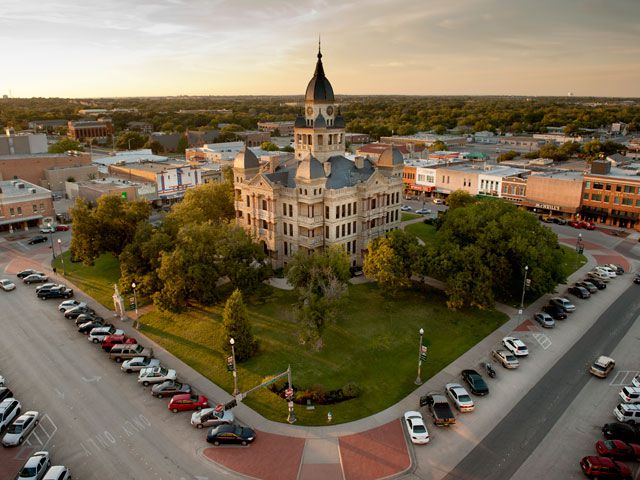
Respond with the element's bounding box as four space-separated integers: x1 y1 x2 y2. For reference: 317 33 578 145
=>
603 440 616 449
517 345 526 351
7 424 23 433
159 368 168 375
459 395 472 403
20 467 37 476
506 355 516 362
413 424 427 433
593 364 607 371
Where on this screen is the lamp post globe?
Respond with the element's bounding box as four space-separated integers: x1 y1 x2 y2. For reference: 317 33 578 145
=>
419 327 424 336
230 338 238 396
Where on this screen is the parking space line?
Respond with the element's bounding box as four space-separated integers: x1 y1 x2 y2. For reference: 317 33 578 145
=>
16 414 57 459
609 370 640 387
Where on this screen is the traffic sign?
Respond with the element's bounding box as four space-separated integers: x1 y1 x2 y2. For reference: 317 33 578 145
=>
285 388 294 399
420 345 428 361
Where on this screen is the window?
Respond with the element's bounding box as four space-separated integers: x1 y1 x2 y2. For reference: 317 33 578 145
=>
342 224 345 236
16 207 21 214
622 198 633 206
283 203 287 215
284 242 288 256
605 184 611 191
9 208 14 216
591 194 601 201
585 181 591 189
636 200 640 207
371 198 376 209
623 185 634 193
348 203 351 216
246 195 250 207
592 182 604 190
304 189 308 195
336 206 340 218
262 220 268 229
262 199 267 210
342 204 346 217
347 222 351 235
247 214 251 225
604 195 609 202
325 226 329 238
289 205 293 217
335 226 339 238
354 202 357 214
615 185 622 192
325 206 329 219
613 197 619 204
32 204 38 213
352 221 356 232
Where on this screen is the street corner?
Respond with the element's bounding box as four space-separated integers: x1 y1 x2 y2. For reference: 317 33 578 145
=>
4 257 39 275
339 420 411 480
513 318 536 332
592 254 630 274
202 430 305 480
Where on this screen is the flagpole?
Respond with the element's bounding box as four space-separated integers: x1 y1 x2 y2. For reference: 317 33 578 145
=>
415 327 425 385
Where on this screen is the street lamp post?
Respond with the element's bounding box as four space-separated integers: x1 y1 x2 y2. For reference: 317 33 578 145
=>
415 327 425 385
128 138 133 151
576 233 584 254
519 265 529 314
57 239 64 275
47 222 56 260
131 282 139 319
230 338 239 396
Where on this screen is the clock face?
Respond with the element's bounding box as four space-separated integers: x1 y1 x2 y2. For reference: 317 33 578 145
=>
306 106 314 115
326 106 334 116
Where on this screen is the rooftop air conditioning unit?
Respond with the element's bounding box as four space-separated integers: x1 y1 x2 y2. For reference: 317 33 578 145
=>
17 183 25 188
30 188 37 193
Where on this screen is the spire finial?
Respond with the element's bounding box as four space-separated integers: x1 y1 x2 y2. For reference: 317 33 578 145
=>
318 35 322 59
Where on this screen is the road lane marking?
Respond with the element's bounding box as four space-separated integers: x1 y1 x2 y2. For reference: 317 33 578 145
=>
16 414 57 459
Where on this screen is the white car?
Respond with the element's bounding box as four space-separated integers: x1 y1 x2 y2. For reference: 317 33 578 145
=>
445 383 475 412
0 374 5 387
138 366 177 386
415 208 432 215
39 226 55 234
191 408 235 429
588 270 610 282
121 357 161 373
433 198 445 205
403 411 429 444
619 386 640 404
2 411 39 446
0 279 16 291
17 451 50 480
595 266 616 278
400 205 412 211
632 374 640 389
43 466 71 480
88 326 124 344
58 300 86 312
502 336 529 356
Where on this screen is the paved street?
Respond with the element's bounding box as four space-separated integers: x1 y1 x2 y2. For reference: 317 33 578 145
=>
443 282 640 480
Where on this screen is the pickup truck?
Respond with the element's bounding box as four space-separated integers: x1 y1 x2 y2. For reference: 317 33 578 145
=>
420 393 456 426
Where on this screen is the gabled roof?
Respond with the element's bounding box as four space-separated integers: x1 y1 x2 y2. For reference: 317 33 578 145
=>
233 147 259 169
295 154 325 180
325 155 376 189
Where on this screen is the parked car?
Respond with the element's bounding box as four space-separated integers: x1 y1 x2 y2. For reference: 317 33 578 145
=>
122 357 160 373
620 387 640 404
168 393 209 413
27 235 48 245
433 198 445 205
42 466 71 480
491 349 519 369
77 320 110 334
151 380 192 398
568 285 590 299
109 343 153 362
39 226 55 234
17 269 44 279
55 225 70 232
23 274 48 285
88 326 123 344
58 300 86 312
553 217 568 225
138 367 177 386
542 304 567 320
606 264 625 275
206 424 256 446
603 422 640 443
0 279 16 291
420 393 456 426
0 387 13 402
101 335 137 352
191 408 234 429
534 312 555 328
0 375 4 387
614 404 640 424
461 369 489 396
576 281 598 294
595 266 617 278
589 270 611 283
634 274 640 285
17 451 51 480
590 356 615 378
0 398 21 432
502 336 529 357
74 313 104 326
35 283 62 294
64 305 96 319
2 411 39 446
586 277 607 289
579 456 631 479
445 383 474 412
403 411 430 444
415 208 432 215
580 221 596 230
595 439 640 461
37 286 73 300
549 297 576 312
568 220 582 228
400 205 412 211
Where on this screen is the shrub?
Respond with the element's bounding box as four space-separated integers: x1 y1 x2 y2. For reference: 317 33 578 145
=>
342 382 362 398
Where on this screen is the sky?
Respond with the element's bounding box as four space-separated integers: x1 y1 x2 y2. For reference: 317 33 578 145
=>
1 0 639 98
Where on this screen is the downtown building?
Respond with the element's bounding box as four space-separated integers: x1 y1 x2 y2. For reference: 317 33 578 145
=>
233 47 403 268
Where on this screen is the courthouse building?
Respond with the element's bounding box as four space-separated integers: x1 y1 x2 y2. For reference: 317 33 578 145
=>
233 47 403 268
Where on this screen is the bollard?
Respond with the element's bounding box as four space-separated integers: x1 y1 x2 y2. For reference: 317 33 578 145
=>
327 411 333 423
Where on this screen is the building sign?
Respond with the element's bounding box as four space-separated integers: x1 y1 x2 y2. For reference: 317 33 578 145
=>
534 203 561 211
411 185 435 192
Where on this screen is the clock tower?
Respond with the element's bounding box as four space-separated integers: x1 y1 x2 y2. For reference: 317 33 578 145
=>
293 43 346 162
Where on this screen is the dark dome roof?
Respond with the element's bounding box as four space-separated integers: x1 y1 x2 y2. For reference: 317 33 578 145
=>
333 115 345 128
294 114 306 128
305 49 334 103
314 111 327 129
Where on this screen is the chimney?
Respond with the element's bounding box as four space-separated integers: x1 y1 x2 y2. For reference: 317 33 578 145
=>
590 159 611 175
323 161 332 176
269 156 279 173
355 156 365 169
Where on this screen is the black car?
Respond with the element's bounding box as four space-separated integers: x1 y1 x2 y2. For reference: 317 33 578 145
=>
542 304 567 320
206 424 256 446
602 422 640 443
586 277 607 289
16 269 44 279
461 369 489 396
37 286 73 299
633 274 640 285
553 218 568 225
568 286 590 299
576 281 597 294
0 387 14 403
78 320 111 334
64 305 96 319
27 235 48 245
74 313 104 326
151 380 192 398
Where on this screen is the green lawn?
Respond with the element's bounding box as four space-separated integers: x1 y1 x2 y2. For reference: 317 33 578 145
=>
52 252 121 308
139 283 507 425
401 212 421 221
559 244 588 279
404 221 438 244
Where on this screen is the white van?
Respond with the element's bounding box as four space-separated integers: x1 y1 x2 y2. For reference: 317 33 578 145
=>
613 403 640 423
0 398 21 432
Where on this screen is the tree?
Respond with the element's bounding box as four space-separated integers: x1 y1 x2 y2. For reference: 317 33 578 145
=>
116 131 146 150
176 135 188 154
260 141 279 151
286 246 350 349
281 145 294 152
222 289 257 362
48 138 83 153
364 230 420 295
69 199 101 264
446 190 475 210
496 150 517 162
144 140 164 154
428 140 448 152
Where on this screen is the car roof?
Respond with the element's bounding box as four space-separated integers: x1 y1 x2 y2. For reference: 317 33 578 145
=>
596 355 614 365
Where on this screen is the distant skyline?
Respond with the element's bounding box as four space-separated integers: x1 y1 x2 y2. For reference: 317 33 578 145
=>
1 0 639 98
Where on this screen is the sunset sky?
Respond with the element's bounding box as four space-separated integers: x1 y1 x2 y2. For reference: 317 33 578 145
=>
1 0 639 98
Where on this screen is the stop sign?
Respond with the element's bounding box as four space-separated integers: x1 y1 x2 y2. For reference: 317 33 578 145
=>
285 388 294 398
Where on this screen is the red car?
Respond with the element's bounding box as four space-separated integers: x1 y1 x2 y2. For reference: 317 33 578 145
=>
168 394 209 413
578 221 596 230
101 334 137 352
568 220 582 228
580 456 632 478
595 439 640 461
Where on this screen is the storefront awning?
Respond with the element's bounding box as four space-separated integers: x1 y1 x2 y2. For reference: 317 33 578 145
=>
0 215 43 226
